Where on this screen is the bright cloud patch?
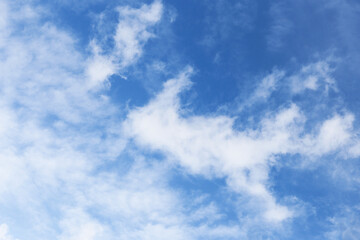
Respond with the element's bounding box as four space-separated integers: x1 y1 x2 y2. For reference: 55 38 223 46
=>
124 67 359 223
86 0 163 87
0 224 17 240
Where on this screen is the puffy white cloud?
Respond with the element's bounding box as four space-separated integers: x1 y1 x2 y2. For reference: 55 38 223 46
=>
301 114 354 156
0 1 242 239
115 0 163 66
85 0 163 86
124 66 360 223
86 53 116 90
124 68 300 222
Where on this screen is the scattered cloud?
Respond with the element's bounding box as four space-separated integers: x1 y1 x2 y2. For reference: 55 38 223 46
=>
325 206 360 240
301 113 354 156
0 1 245 239
1 0 359 239
290 59 337 94
86 0 163 87
239 69 285 110
124 66 358 223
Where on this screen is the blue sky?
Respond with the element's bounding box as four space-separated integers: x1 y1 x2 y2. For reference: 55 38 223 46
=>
0 0 360 239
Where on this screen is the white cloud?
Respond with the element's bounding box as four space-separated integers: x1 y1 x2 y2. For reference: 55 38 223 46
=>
253 69 285 99
0 2 244 239
115 0 163 65
1 0 359 239
348 141 360 158
290 60 337 93
239 69 285 110
238 59 338 113
58 209 108 240
0 0 147 237
85 0 163 86
302 114 354 155
85 53 116 90
0 224 17 240
124 65 360 224
124 68 302 222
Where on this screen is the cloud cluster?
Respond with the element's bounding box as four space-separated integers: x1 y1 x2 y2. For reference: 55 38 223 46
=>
124 64 360 223
1 0 359 239
0 1 241 239
86 0 163 88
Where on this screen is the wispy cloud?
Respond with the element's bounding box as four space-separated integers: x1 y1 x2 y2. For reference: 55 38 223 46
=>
325 206 360 239
86 0 163 88
290 59 337 94
238 69 285 110
124 68 357 225
0 1 244 239
266 2 293 51
1 0 360 239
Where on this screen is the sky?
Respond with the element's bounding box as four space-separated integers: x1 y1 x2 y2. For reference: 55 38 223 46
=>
0 0 360 239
